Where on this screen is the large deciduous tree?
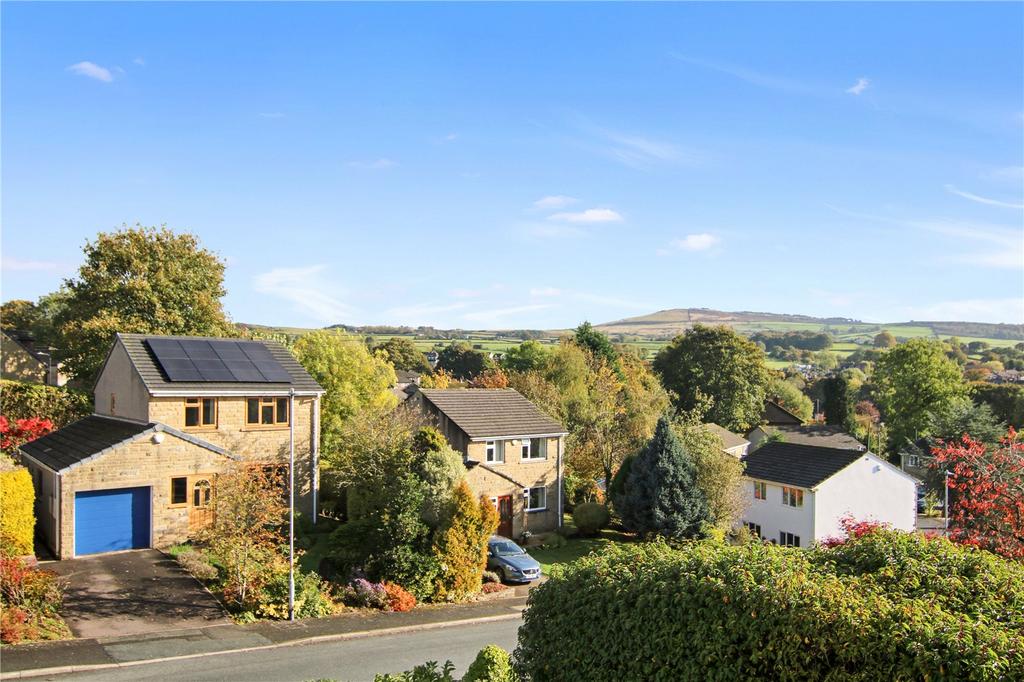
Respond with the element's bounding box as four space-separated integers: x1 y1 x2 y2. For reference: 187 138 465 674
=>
873 338 967 448
768 377 813 423
653 325 771 432
436 341 492 380
614 416 710 539
292 330 398 463
372 337 431 373
55 226 234 382
500 340 550 374
573 322 617 364
931 431 1024 560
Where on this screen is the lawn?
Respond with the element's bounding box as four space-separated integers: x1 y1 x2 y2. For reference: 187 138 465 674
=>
527 528 636 575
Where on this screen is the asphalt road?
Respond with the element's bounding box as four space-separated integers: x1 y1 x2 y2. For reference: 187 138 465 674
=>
42 617 522 682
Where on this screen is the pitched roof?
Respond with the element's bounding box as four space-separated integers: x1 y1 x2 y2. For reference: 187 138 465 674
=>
419 388 566 440
114 333 322 395
742 441 865 489
3 330 50 366
703 423 749 451
762 400 804 425
755 425 865 451
19 415 233 472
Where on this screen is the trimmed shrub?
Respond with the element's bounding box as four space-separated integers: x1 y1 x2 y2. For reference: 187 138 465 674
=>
571 503 609 538
0 466 35 555
256 569 334 620
341 578 388 609
432 482 498 602
462 645 514 682
515 535 1024 681
0 380 91 428
383 582 417 612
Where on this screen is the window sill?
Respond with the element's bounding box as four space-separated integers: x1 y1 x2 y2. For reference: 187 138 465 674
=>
484 461 505 466
183 427 219 433
526 507 548 513
520 458 548 463
241 425 290 432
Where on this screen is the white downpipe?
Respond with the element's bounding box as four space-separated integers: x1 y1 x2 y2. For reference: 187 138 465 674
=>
288 388 296 622
312 395 320 526
557 438 563 527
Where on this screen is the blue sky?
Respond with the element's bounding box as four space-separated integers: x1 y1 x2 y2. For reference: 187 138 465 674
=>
3 2 1022 329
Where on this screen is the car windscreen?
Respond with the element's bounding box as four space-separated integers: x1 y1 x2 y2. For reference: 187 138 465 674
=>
491 541 524 556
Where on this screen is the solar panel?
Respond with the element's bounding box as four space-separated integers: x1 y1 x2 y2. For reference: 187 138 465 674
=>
146 338 293 383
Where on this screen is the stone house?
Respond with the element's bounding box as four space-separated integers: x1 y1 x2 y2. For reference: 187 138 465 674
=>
17 333 323 559
412 388 567 539
2 330 63 386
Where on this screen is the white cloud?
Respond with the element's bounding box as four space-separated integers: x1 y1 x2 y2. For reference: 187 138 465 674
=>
450 288 483 298
347 158 398 170
463 304 556 323
1 257 63 272
133 57 145 66
944 184 1024 210
252 265 355 323
846 78 870 96
530 287 562 297
670 53 813 95
899 298 1024 324
593 128 685 169
547 208 623 224
533 195 577 210
662 233 719 253
67 61 114 83
444 133 458 141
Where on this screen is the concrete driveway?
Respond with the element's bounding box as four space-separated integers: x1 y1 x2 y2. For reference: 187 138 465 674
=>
47 549 230 639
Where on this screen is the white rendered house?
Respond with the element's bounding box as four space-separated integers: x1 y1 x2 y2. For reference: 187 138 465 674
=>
739 441 918 547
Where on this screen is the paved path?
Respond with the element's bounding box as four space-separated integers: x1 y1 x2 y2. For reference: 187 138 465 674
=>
35 618 522 682
46 550 229 639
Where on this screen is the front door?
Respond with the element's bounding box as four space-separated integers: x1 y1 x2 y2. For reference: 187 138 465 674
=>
189 478 213 530
497 495 514 538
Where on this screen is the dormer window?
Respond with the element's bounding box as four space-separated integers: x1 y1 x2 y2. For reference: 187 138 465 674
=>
185 398 217 429
246 397 289 427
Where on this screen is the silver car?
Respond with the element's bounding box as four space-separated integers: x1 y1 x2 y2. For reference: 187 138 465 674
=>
487 536 542 583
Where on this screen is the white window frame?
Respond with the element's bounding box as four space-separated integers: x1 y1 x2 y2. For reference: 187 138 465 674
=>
782 486 804 508
485 440 505 464
753 481 766 500
525 486 547 512
521 439 531 460
520 437 548 461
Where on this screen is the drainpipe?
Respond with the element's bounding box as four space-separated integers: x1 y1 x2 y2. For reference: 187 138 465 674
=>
556 437 563 528
312 395 320 526
288 388 295 622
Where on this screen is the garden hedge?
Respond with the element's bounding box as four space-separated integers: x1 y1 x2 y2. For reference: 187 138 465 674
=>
0 466 35 555
0 380 92 428
515 532 1024 681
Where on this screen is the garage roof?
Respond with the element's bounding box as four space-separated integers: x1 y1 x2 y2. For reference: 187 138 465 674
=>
19 415 232 472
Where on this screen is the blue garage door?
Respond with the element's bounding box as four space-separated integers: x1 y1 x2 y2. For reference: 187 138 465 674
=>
74 487 150 555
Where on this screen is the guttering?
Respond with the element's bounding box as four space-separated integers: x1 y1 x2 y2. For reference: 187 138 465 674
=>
149 389 324 398
468 432 569 442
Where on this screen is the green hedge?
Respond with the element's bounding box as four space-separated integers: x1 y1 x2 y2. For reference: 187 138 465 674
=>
0 467 35 555
515 533 1024 681
0 380 92 428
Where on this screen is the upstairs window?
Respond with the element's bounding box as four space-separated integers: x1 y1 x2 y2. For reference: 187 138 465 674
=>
246 397 289 427
753 481 767 500
185 398 217 429
522 438 547 461
782 486 804 508
485 440 505 464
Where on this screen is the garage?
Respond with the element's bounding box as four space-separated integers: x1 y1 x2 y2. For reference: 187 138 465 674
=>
74 487 151 556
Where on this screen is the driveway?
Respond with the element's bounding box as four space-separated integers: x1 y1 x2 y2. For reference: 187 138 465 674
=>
47 549 230 639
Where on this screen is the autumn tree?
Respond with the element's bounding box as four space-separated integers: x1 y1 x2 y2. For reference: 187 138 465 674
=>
373 337 431 373
653 325 771 432
468 368 509 388
873 339 967 448
931 431 1024 560
436 342 493 380
292 330 397 463
0 300 40 332
768 377 813 423
873 331 897 348
55 226 234 382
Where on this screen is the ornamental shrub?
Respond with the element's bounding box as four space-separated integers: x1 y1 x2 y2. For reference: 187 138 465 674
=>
374 661 457 682
342 578 388 609
432 482 498 602
256 568 335 619
572 503 609 537
0 380 91 429
383 582 417 612
0 466 35 555
462 645 514 682
0 554 66 643
514 537 1024 681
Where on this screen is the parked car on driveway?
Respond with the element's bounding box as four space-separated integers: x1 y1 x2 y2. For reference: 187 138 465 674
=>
487 536 541 583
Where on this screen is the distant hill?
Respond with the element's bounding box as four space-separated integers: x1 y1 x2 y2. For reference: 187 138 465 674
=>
597 308 1024 341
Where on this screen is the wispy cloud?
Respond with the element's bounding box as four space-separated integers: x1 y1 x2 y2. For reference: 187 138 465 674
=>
846 77 870 96
253 265 355 323
444 133 458 142
899 298 1024 324
670 53 813 95
658 233 719 254
347 158 398 170
589 127 687 169
1 257 63 272
67 61 114 83
463 304 556 323
259 112 286 119
548 208 623 224
983 166 1024 185
944 184 1024 210
450 288 484 299
133 57 146 66
384 302 469 320
530 287 562 297
533 195 577 210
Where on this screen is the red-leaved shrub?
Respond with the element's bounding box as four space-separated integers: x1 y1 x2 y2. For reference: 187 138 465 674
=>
383 582 416 612
819 515 890 548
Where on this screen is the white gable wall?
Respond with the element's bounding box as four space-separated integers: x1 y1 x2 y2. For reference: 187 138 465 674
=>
740 479 815 547
813 453 917 541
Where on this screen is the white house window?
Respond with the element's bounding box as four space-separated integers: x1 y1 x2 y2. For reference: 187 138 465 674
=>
779 531 801 547
906 454 921 467
744 521 761 537
782 486 804 508
753 481 767 500
526 486 547 511
521 438 547 461
521 439 531 459
485 440 505 464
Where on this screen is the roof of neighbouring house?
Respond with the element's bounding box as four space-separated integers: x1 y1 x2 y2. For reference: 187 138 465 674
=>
418 388 567 440
18 415 233 472
742 441 866 489
703 423 750 451
2 330 51 366
753 425 865 451
762 400 804 425
111 333 323 395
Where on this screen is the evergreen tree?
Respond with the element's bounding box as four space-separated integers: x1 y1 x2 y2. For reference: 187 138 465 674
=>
615 416 710 539
822 373 855 428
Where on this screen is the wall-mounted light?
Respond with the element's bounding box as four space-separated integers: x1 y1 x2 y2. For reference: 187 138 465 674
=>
152 432 165 445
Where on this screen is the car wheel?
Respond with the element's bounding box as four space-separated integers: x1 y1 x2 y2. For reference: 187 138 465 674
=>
502 567 513 583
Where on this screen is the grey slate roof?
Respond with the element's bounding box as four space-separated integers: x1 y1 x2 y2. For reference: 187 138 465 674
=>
115 333 322 395
756 425 865 451
703 423 750 451
763 400 804 425
742 441 865 489
419 389 567 440
19 415 233 472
